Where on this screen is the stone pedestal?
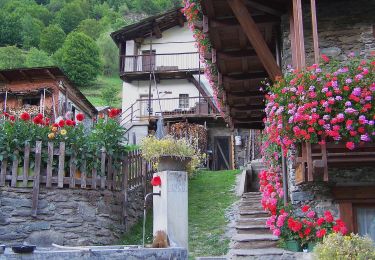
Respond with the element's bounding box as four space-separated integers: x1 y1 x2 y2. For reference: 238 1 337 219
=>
153 171 188 249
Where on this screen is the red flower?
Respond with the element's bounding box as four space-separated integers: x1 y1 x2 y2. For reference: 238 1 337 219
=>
324 211 334 223
9 115 15 121
346 141 355 150
66 119 75 126
3 112 9 117
316 228 327 238
109 108 121 118
33 116 43 125
321 54 330 63
304 227 312 236
151 176 161 186
302 205 310 213
76 113 85 122
20 112 30 121
317 217 325 226
52 123 59 128
58 119 65 127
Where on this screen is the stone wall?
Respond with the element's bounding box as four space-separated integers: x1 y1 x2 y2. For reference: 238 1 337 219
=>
281 0 375 69
0 185 145 246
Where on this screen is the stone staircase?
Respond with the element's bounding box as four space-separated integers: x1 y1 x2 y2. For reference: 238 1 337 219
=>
228 161 295 259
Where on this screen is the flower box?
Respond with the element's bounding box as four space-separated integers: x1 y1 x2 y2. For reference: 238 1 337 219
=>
295 141 375 185
285 240 302 252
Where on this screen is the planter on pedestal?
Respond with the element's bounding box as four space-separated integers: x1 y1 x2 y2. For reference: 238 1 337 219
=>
157 156 191 172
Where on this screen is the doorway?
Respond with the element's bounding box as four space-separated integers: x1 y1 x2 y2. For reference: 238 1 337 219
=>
213 136 232 170
139 94 153 118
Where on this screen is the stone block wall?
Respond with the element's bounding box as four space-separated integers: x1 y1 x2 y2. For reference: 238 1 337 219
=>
281 0 375 69
0 185 145 246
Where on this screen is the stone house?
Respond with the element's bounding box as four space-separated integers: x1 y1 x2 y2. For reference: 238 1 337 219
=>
0 67 97 125
198 0 375 241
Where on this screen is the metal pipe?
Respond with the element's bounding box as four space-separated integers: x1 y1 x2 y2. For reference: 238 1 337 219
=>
142 191 161 247
4 90 8 112
282 154 289 206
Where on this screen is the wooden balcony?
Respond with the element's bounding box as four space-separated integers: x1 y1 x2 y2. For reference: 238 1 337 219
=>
295 142 375 185
119 52 203 82
121 96 220 126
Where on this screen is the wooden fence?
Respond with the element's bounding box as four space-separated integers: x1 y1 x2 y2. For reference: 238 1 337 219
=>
0 141 154 219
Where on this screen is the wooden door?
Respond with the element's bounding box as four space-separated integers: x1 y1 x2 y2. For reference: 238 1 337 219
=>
213 136 231 170
142 50 156 71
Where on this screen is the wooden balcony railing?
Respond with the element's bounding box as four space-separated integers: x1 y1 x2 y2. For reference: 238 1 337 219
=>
121 96 219 126
120 52 202 73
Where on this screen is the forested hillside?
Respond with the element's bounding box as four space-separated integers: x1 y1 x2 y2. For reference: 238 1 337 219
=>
0 0 179 107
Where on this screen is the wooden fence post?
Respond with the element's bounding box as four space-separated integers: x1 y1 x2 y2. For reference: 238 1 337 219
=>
11 150 19 187
69 152 76 188
122 152 129 229
46 142 53 188
81 160 87 188
23 142 31 187
107 155 113 190
31 141 42 217
0 159 7 186
57 142 65 188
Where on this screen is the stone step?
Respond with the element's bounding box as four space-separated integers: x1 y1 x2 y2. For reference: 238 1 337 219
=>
229 248 289 260
239 210 269 218
231 234 279 249
235 224 269 235
237 217 269 225
242 192 262 197
239 206 264 212
196 257 227 260
240 197 262 202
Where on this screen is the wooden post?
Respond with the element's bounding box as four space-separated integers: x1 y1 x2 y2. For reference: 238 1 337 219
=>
292 0 306 70
23 142 31 187
69 152 76 188
31 141 42 217
122 153 129 228
92 168 97 189
81 160 87 188
107 155 113 190
11 150 19 187
46 142 53 188
0 159 7 186
306 142 313 181
310 0 320 64
57 142 65 188
100 147 106 189
282 153 289 206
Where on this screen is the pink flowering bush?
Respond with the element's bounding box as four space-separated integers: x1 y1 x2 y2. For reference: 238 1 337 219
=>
265 54 375 153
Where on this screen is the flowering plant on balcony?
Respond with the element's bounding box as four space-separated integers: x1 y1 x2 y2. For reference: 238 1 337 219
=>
265 54 375 153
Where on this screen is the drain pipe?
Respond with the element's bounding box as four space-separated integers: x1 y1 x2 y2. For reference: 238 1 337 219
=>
142 192 161 247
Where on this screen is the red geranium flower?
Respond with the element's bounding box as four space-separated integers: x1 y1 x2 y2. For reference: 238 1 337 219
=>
66 119 75 126
9 115 15 121
317 217 325 226
109 108 121 118
151 176 161 187
58 119 65 127
302 205 310 213
33 116 43 125
316 228 327 238
52 123 59 128
20 112 30 121
76 113 85 122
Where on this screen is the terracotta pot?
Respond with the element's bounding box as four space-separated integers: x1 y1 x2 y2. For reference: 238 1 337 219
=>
157 156 192 172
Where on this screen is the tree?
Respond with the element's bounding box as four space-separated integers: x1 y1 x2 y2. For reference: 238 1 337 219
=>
76 19 103 40
101 85 120 106
53 2 85 33
96 31 119 76
25 48 54 68
0 46 25 69
40 24 66 54
21 15 44 49
57 32 101 87
0 11 22 46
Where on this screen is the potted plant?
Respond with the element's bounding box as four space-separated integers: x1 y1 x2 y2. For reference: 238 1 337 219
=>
140 135 200 172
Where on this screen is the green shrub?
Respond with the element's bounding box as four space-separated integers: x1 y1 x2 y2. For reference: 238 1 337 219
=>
314 233 375 260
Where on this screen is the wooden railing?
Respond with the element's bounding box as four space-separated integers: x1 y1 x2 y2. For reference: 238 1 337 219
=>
295 142 375 185
121 52 203 73
0 141 153 218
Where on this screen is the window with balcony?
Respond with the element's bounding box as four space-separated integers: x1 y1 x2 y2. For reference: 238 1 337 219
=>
179 94 189 109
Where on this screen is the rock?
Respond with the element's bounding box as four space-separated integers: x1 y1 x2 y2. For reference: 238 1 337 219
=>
321 47 342 57
1 198 31 208
291 191 314 202
26 230 64 247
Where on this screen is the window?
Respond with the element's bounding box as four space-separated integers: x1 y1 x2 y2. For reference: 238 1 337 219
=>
179 94 189 109
23 97 40 106
356 206 375 242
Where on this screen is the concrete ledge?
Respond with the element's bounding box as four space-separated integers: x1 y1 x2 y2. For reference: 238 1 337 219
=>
0 247 188 260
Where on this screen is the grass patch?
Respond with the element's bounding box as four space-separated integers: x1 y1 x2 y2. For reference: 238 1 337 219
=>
188 170 239 259
81 75 122 107
118 169 240 259
120 211 153 245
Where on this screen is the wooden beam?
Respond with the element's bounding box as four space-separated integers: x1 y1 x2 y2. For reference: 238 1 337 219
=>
223 71 268 81
0 72 9 83
228 0 282 80
19 70 32 82
292 0 306 69
244 0 284 16
310 0 320 64
177 12 185 27
45 69 56 80
153 24 162 39
210 15 281 28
